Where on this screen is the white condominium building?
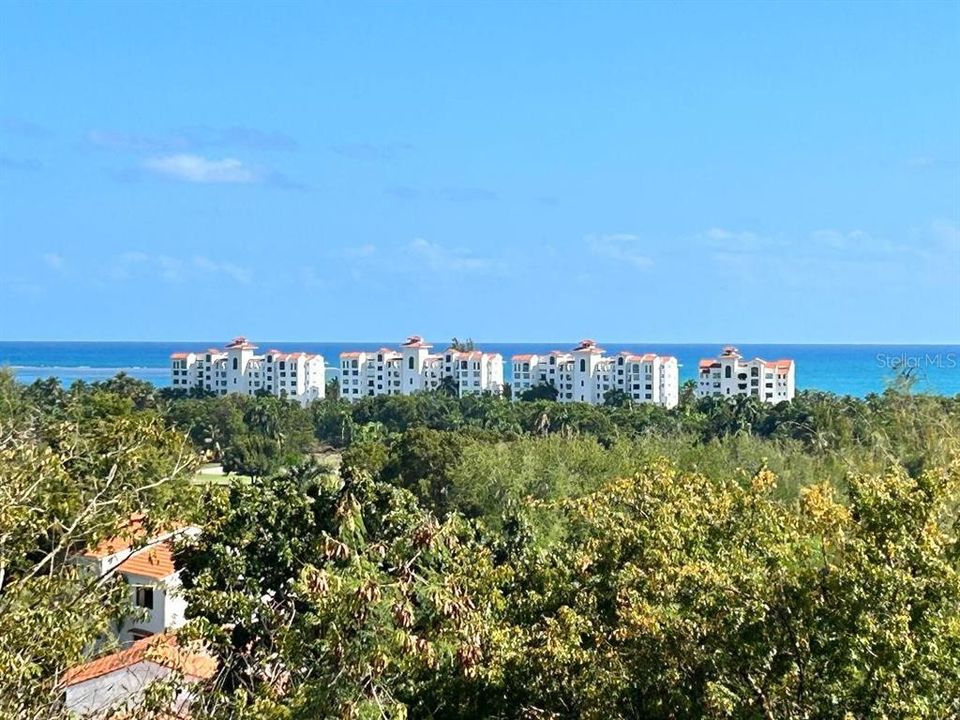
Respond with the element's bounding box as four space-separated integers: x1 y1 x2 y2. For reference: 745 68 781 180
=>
169 337 325 405
339 335 504 401
511 339 679 408
696 346 795 403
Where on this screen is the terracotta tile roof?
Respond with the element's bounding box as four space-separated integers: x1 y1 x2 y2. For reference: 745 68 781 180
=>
83 515 152 559
572 339 603 352
765 359 794 371
62 634 217 687
340 351 363 358
625 353 658 362
699 359 721 371
116 541 177 580
401 335 432 348
83 516 185 561
169 352 192 360
512 354 536 361
225 336 258 350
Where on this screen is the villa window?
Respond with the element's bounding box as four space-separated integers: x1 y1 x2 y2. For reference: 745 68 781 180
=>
725 366 732 379
580 359 586 372
408 356 415 370
134 586 154 610
232 358 238 370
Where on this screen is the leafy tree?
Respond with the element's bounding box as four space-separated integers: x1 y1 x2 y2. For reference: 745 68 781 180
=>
325 376 340 401
438 375 460 398
602 387 631 407
519 383 559 402
0 370 200 719
449 337 475 352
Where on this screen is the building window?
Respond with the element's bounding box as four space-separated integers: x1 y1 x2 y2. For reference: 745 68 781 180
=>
579 359 586 372
408 356 415 370
232 357 238 370
725 366 732 379
134 586 154 610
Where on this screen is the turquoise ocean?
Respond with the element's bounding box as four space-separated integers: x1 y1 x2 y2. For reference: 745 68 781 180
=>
1 342 958 397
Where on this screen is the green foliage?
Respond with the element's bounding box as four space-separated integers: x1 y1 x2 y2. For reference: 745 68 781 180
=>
3 369 960 718
519 382 559 402
0 370 200 719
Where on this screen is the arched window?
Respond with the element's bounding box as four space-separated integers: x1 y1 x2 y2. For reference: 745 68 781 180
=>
232 357 238 370
725 366 732 379
579 359 586 372
408 356 415 370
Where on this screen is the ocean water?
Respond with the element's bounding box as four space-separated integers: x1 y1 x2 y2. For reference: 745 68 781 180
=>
1 341 958 397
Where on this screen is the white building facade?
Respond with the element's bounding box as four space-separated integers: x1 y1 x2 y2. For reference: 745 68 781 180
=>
696 346 795 403
339 336 504 401
61 634 215 718
170 336 325 405
511 339 679 408
76 521 200 645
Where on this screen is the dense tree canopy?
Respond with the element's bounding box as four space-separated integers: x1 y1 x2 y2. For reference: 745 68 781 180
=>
1 367 959 719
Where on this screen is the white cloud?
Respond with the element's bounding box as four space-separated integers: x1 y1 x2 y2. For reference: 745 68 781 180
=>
42 253 65 271
588 233 653 269
106 252 250 285
408 238 492 272
143 154 258 184
343 243 377 258
193 256 252 284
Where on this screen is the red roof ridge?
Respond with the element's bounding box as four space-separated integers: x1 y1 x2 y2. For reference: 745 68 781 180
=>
62 633 217 687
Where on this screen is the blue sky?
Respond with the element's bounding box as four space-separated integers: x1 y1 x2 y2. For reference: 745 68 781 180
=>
1 1 958 343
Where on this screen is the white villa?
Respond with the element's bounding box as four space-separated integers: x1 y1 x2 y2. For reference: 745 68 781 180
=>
74 517 199 645
696 346 796 403
61 633 215 718
63 519 211 717
169 336 325 405
511 339 680 408
339 336 504 400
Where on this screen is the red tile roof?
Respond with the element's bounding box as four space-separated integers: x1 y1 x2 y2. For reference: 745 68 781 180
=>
401 335 432 348
83 515 184 561
62 634 217 687
765 359 794 371
115 541 177 580
225 336 258 350
169 352 192 360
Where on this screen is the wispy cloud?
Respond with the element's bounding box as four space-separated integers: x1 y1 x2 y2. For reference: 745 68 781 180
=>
42 253 66 272
905 155 959 170
408 238 493 272
440 186 498 203
112 252 184 283
343 243 377 258
108 252 251 284
143 154 259 184
330 142 413 161
88 126 297 153
588 233 654 269
1 117 49 138
0 154 41 171
696 223 960 289
193 256 252 283
384 186 420 200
